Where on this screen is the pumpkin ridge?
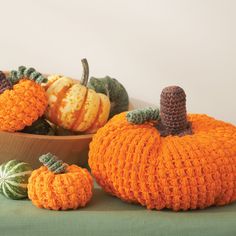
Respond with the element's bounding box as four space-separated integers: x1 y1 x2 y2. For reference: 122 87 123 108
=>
128 128 160 206
49 84 72 125
43 75 61 91
54 175 66 210
85 93 110 133
49 174 60 210
63 174 76 209
59 83 87 130
33 169 45 208
71 89 100 131
69 88 89 130
85 95 103 131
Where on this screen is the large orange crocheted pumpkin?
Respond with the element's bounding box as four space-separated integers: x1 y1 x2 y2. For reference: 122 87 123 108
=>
0 67 47 132
28 153 93 210
89 86 236 211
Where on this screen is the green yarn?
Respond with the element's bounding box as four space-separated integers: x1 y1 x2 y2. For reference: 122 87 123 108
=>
39 153 68 174
88 76 129 118
126 107 160 124
21 118 55 135
9 66 47 85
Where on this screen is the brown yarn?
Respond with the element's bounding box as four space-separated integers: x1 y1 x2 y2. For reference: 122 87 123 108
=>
157 86 192 136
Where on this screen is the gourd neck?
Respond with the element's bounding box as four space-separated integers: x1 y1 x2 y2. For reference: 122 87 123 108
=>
81 58 89 86
156 86 192 137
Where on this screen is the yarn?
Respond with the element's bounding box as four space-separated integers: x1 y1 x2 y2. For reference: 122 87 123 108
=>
39 153 68 174
28 154 93 210
157 86 192 136
0 79 47 132
89 86 236 211
0 71 12 94
10 66 47 84
126 107 159 124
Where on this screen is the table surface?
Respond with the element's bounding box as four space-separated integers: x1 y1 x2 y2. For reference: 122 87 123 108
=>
1 183 236 236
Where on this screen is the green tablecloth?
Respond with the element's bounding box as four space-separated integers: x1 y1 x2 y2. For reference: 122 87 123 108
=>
0 183 236 236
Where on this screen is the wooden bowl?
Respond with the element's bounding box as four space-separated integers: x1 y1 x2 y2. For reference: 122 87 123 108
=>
0 131 93 168
0 72 95 168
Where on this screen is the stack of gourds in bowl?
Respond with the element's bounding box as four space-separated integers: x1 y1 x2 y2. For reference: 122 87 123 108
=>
0 59 235 212
0 59 129 167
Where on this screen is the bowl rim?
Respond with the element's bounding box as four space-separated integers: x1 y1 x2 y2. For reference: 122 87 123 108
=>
0 131 93 140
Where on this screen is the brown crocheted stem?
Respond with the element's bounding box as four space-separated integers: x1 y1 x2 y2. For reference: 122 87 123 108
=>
156 86 192 137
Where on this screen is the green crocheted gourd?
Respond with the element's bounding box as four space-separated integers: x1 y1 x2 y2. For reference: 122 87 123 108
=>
88 76 129 118
21 118 55 135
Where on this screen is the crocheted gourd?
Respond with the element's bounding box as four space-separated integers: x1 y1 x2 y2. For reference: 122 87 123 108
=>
89 86 236 211
44 59 110 133
28 153 93 210
88 76 129 118
0 71 12 94
0 160 33 199
21 118 55 135
0 68 48 132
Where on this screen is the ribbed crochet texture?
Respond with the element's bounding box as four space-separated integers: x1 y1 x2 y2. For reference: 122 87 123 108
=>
10 66 47 84
28 165 93 210
39 153 68 174
89 112 236 211
0 79 47 132
126 107 159 124
158 86 192 136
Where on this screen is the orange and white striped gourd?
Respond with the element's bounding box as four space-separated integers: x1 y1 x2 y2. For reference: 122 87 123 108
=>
44 59 110 133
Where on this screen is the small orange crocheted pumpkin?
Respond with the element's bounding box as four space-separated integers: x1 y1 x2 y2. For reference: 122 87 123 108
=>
89 86 236 211
28 153 93 210
0 67 48 132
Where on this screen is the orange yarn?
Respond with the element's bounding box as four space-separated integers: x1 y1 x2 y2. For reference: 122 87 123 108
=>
28 165 93 210
0 79 47 132
89 112 236 211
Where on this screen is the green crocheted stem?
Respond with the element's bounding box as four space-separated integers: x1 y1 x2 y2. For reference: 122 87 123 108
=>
80 58 89 86
39 153 68 174
9 66 47 85
126 107 160 124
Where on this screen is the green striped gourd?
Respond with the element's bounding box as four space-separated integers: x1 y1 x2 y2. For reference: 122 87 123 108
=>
0 160 33 199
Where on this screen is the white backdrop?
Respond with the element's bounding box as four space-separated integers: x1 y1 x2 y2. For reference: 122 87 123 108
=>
0 0 235 124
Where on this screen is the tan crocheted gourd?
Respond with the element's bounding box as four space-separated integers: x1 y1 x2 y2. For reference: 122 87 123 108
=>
89 86 236 211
